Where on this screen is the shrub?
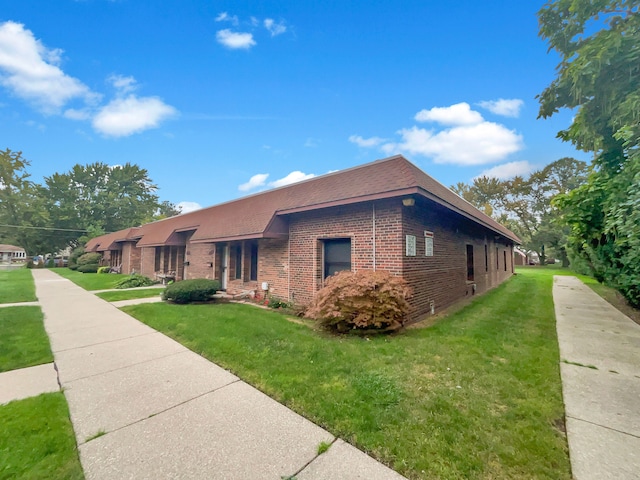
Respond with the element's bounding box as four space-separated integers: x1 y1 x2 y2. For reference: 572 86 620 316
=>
45 258 55 268
267 296 291 309
77 264 100 273
26 260 34 269
162 279 221 304
115 274 155 289
97 266 111 274
77 253 102 266
68 246 85 269
305 270 412 333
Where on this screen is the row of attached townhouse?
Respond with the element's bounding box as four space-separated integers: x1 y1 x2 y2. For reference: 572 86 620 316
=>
86 155 520 322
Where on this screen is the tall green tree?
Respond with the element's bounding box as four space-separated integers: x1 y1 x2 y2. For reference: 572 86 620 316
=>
538 0 640 305
0 149 51 254
452 158 587 265
44 162 166 237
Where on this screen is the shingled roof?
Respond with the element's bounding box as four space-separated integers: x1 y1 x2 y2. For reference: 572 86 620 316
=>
90 155 520 249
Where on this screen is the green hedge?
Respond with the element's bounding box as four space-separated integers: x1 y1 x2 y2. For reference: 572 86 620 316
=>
77 264 100 273
162 279 221 304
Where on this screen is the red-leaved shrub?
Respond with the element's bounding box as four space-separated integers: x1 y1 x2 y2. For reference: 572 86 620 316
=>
305 270 412 333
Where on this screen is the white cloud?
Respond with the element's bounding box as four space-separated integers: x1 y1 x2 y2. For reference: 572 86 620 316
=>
239 170 316 192
476 161 534 180
63 108 91 120
269 171 315 188
414 102 483 126
109 74 137 94
92 95 177 137
356 102 523 166
478 98 524 118
239 173 269 191
381 122 523 165
0 21 97 112
177 201 202 214
216 29 256 49
349 135 386 148
264 18 286 36
215 12 239 25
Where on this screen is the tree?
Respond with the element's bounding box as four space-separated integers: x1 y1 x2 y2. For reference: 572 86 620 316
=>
451 158 588 265
538 1 640 305
0 149 52 254
44 162 165 237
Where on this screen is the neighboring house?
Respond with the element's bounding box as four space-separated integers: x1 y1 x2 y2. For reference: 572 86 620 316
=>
0 244 27 264
87 156 520 322
514 247 528 266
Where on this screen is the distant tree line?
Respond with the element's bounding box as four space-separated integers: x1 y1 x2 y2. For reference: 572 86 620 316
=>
0 148 180 255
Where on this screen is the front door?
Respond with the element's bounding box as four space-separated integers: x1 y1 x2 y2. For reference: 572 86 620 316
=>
221 245 229 290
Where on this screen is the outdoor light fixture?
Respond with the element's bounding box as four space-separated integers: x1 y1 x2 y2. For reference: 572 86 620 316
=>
402 198 415 207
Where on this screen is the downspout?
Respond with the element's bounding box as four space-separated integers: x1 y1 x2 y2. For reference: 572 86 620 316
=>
287 221 291 301
372 203 376 271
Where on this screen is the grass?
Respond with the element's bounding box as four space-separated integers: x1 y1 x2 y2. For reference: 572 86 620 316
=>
0 306 53 373
516 265 640 325
122 268 571 479
0 268 36 304
53 268 124 291
0 393 84 480
95 288 165 302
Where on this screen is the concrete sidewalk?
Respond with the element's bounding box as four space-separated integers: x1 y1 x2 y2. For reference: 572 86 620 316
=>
0 362 59 405
553 276 640 480
32 269 405 479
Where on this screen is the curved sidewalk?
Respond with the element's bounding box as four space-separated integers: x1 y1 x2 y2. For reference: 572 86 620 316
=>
32 269 405 479
553 276 640 480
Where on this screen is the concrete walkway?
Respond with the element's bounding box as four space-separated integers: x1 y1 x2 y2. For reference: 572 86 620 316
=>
0 362 59 405
32 269 405 479
553 276 640 480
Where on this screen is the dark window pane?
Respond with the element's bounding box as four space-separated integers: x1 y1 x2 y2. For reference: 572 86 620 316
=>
324 239 351 278
250 244 258 281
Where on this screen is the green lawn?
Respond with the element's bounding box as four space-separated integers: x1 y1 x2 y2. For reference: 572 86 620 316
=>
0 306 53 373
95 288 165 302
53 268 124 291
0 393 84 480
123 268 570 479
0 268 36 304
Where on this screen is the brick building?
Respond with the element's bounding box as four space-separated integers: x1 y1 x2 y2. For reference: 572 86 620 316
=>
86 156 520 321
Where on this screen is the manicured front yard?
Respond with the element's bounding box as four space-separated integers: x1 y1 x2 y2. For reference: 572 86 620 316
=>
0 306 53 373
95 287 165 302
123 268 570 479
0 393 84 480
53 268 124 291
0 268 36 303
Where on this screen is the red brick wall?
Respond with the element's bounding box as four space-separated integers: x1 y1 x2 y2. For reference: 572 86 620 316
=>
287 200 402 305
402 198 514 320
140 247 155 278
185 242 216 280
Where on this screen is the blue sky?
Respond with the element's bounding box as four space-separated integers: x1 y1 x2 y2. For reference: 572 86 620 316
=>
0 1 588 214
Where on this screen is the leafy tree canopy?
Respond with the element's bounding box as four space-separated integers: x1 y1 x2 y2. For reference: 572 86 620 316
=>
0 152 179 255
538 0 640 306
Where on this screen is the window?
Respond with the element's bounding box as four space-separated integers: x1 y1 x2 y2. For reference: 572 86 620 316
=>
154 247 161 272
324 238 351 278
250 243 258 281
504 251 507 272
484 244 488 272
496 247 499 270
466 244 474 281
235 245 242 280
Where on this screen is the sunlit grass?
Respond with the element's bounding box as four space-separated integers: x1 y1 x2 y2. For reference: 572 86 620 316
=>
53 268 123 291
123 269 570 479
0 306 53 373
95 288 164 302
0 268 36 303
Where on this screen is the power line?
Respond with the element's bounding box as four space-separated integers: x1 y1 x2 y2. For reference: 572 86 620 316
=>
0 224 89 233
